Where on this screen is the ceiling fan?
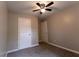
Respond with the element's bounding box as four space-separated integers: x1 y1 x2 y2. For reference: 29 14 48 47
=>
33 2 54 14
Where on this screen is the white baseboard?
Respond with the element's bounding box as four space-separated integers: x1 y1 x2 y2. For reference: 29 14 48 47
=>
46 42 79 55
7 44 39 54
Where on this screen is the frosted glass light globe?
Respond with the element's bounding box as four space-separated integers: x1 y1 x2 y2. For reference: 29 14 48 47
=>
41 9 45 13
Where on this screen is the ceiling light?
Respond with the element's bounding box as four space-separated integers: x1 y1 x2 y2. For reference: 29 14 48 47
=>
41 9 45 13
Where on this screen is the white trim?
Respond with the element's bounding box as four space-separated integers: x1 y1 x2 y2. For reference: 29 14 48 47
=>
7 44 39 54
46 42 79 55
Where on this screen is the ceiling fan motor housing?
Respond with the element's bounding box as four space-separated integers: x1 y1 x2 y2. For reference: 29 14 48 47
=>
40 3 45 9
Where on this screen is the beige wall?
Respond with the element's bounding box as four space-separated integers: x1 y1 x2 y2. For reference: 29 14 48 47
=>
46 4 79 52
38 19 41 42
7 12 18 51
7 12 39 51
31 17 39 45
0 2 8 56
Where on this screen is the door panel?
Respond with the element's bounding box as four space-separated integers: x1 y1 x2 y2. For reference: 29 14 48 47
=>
18 17 32 49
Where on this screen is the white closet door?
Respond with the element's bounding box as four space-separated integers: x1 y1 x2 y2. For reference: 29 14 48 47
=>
18 17 32 49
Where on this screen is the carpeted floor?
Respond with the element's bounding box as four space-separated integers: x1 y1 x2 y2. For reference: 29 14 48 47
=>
7 42 79 57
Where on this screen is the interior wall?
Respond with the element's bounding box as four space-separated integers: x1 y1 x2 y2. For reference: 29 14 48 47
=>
31 17 39 45
38 19 41 42
7 12 18 51
46 4 79 52
0 2 8 56
7 12 39 51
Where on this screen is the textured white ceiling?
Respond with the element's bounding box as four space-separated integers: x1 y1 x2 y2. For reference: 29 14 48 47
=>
7 1 79 19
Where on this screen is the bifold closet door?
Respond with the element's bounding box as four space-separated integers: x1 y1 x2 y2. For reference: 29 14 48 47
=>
18 17 32 49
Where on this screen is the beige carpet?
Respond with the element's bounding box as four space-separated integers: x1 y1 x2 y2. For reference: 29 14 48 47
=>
7 42 79 57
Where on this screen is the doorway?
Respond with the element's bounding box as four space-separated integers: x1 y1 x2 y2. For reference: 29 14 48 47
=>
18 17 32 49
41 20 48 43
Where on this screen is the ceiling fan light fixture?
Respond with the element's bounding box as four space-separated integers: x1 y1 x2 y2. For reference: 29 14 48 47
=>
33 2 54 14
41 9 45 13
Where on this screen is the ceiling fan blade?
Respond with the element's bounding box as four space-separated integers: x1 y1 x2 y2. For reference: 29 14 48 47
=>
36 3 41 8
40 12 42 14
45 9 52 11
33 9 40 12
46 2 54 7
